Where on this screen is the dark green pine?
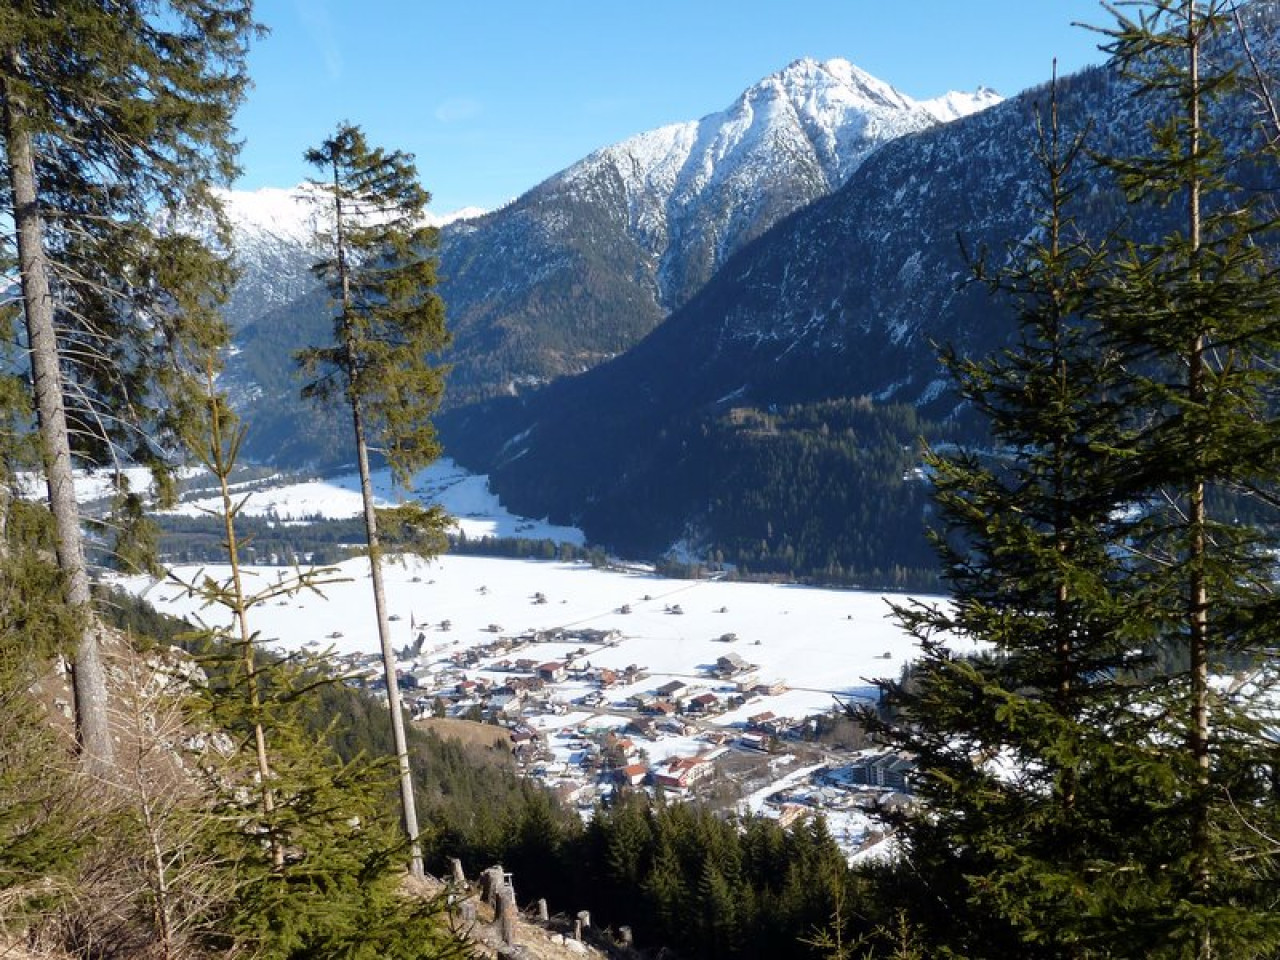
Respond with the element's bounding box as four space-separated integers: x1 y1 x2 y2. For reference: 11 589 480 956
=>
1087 3 1280 954
1 0 256 771
873 6 1280 957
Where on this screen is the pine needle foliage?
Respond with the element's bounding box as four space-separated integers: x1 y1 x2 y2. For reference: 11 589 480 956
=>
175 374 470 960
1087 3 1280 954
0 502 85 920
0 0 257 771
298 122 450 487
871 10 1280 953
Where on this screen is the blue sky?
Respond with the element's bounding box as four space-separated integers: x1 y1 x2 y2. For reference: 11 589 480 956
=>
235 1 1111 213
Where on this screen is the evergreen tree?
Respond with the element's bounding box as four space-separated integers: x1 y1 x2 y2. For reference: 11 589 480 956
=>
696 857 742 960
177 374 468 960
1091 3 1280 954
299 123 451 878
0 499 86 918
872 74 1150 958
874 8 1280 956
0 0 255 773
501 782 573 903
640 833 688 942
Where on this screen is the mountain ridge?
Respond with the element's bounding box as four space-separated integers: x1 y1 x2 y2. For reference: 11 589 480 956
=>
220 57 1000 430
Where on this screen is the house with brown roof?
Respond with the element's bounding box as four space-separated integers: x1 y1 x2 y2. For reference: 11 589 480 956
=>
653 755 716 791
686 692 720 714
617 763 649 787
537 661 567 683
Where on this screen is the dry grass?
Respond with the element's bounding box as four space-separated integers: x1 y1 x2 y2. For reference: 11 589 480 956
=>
415 717 512 752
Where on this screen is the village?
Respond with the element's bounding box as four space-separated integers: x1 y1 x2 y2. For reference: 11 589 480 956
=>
333 615 916 857
122 462 945 861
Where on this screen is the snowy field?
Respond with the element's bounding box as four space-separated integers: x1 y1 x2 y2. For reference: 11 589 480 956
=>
101 458 957 855
118 551 947 723
97 459 952 719
18 465 199 504
108 456 961 730
165 457 585 544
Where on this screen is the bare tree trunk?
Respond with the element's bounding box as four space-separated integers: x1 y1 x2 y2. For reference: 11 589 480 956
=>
0 480 10 562
1233 3 1280 145
480 865 506 907
1183 8 1211 957
495 885 516 945
352 401 424 876
2 50 113 776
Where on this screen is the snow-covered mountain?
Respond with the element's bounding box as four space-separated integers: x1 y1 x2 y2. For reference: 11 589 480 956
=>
554 58 991 308
222 56 1000 458
214 186 322 330
920 86 1003 122
214 185 484 330
435 24 1280 574
431 57 1001 403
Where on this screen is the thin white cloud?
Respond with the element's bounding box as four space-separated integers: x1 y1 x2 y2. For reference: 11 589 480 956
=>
434 98 483 123
292 0 343 80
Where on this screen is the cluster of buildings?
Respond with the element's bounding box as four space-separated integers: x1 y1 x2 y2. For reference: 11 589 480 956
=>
332 621 915 848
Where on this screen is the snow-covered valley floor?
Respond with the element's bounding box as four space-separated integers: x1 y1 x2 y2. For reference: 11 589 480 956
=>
108 458 956 857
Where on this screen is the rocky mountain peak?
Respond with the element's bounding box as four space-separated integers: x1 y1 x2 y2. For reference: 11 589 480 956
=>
769 56 920 113
921 85 1005 122
227 54 1003 442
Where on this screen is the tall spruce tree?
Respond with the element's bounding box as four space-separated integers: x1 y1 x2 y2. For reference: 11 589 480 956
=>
299 123 450 878
874 8 1280 951
1091 2 1280 954
0 0 255 773
871 74 1148 958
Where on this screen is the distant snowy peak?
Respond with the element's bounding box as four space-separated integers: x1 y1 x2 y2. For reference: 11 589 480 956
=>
214 184 488 331
215 185 323 248
425 206 488 228
771 57 918 114
920 86 1004 123
216 185 486 245
564 57 996 205
549 55 967 301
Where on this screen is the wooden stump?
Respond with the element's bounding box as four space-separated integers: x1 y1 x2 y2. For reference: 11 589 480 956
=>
450 857 466 887
536 898 549 923
574 910 591 940
480 865 506 907
496 886 516 945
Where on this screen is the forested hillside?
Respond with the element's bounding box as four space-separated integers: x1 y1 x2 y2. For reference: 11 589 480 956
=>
440 8 1280 582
